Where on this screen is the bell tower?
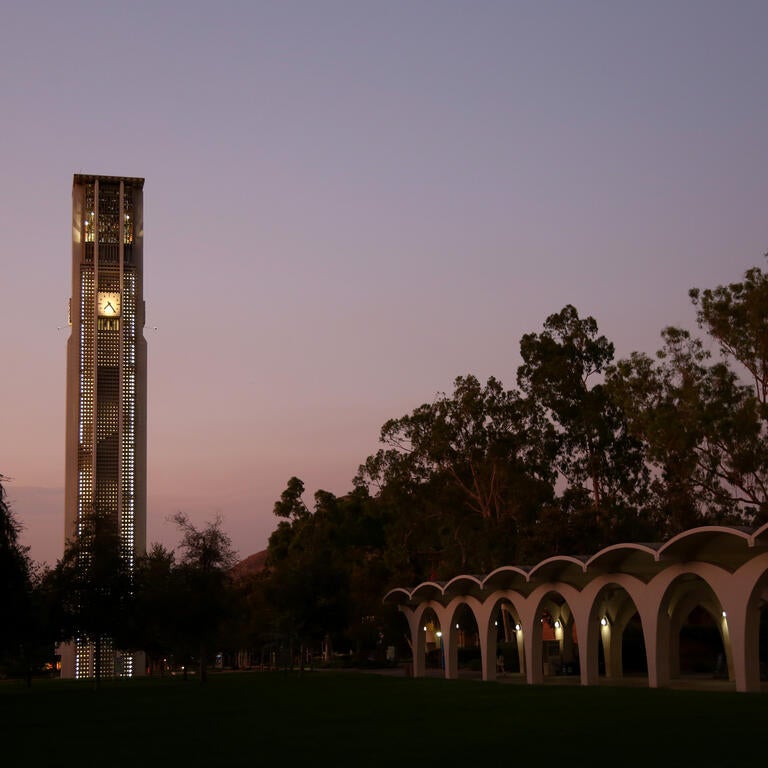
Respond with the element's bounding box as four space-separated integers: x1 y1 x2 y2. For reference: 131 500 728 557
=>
62 174 147 678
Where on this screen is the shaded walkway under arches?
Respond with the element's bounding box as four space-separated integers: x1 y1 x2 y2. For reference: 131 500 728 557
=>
588 583 647 683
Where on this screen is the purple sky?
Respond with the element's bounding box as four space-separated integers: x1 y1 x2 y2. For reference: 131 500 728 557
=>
2 1 767 566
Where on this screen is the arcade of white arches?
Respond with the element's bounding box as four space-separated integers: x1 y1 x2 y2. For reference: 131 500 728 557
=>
384 524 768 692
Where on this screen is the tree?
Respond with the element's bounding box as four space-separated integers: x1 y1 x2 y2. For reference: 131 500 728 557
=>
51 510 134 686
171 512 237 683
0 477 29 637
12 565 60 687
690 262 768 405
261 479 397 665
273 476 310 521
684 262 768 521
356 375 555 572
609 327 768 527
517 305 651 547
609 260 768 528
0 476 36 681
266 481 353 662
132 544 180 675
223 568 278 670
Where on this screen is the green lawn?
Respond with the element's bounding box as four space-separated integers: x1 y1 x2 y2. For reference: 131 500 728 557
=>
1 672 766 766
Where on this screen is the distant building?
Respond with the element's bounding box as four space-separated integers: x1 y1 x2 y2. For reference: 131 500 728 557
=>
61 175 147 678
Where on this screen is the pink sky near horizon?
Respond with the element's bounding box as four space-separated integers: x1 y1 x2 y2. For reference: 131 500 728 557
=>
1 1 767 566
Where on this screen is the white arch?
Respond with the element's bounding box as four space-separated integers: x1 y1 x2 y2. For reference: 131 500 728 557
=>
476 590 528 682
580 573 649 684
524 582 587 685
404 601 444 678
441 596 484 679
643 562 733 688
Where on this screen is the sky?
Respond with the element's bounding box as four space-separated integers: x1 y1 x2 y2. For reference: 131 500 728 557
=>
1 0 767 566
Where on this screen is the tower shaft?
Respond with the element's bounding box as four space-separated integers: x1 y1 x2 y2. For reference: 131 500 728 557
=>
63 174 147 679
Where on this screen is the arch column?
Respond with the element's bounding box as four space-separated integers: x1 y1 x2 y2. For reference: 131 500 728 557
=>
519 599 544 685
476 598 498 682
515 621 526 677
632 591 664 688
726 597 760 693
723 555 768 693
569 596 596 687
399 606 425 678
443 615 458 680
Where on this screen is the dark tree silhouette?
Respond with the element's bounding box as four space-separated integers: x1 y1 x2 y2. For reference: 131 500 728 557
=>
171 512 236 683
51 510 133 686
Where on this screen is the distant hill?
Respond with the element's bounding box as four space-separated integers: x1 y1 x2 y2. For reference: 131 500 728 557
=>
230 549 268 580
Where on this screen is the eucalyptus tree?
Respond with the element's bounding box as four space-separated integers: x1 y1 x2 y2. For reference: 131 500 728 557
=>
609 263 768 527
356 375 556 572
517 305 651 546
690 263 768 405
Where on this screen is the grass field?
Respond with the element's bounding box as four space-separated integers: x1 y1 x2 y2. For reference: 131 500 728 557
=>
2 672 767 766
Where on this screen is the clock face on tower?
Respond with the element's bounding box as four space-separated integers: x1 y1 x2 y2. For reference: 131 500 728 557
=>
97 291 121 317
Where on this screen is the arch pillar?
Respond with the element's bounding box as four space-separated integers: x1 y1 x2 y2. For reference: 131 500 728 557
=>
443 615 458 680
399 606 425 678
480 624 496 682
519 599 543 685
600 619 616 678
581 611 601 687
634 592 664 689
722 554 768 693
726 597 760 693
476 598 497 682
515 618 526 678
569 595 596 687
